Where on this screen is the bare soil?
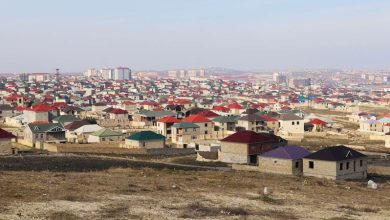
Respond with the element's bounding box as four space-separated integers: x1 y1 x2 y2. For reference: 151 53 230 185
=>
0 155 389 220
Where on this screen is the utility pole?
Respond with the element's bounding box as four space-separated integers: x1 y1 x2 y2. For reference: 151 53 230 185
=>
55 68 60 95
308 78 311 109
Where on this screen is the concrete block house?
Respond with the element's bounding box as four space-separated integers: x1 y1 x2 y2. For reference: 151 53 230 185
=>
303 146 367 180
258 145 311 175
124 131 165 149
219 130 286 164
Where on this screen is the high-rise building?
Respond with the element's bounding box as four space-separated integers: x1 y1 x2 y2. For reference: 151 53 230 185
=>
273 72 287 84
113 67 131 80
101 68 113 80
167 69 205 78
84 68 99 77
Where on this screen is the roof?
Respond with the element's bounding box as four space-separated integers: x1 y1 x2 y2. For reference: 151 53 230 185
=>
259 115 277 122
138 110 176 118
242 108 260 115
304 146 367 161
110 108 128 114
26 104 57 112
239 114 265 122
308 118 327 125
74 124 103 133
212 106 229 112
278 113 303 121
221 131 284 144
127 131 165 141
212 115 239 123
260 145 311 160
227 102 243 110
198 110 219 118
64 120 90 131
0 128 16 139
158 116 181 123
182 114 211 123
52 115 80 124
62 106 85 113
27 123 65 133
172 122 200 129
90 128 122 137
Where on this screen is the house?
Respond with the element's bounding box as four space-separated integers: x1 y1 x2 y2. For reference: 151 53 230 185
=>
182 114 213 139
0 128 16 154
23 104 58 124
24 122 66 147
219 130 286 164
64 120 90 131
0 104 15 119
87 128 123 143
212 115 239 138
277 113 304 134
171 122 200 148
258 115 279 131
61 106 85 115
237 114 267 132
156 116 181 140
124 131 165 149
52 115 81 126
92 103 108 112
385 132 390 148
303 146 367 180
307 118 327 132
133 110 176 127
116 101 137 113
68 124 104 143
227 102 244 115
359 119 383 133
258 145 311 175
109 108 129 120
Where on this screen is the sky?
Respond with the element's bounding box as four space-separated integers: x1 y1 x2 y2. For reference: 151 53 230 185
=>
0 0 389 72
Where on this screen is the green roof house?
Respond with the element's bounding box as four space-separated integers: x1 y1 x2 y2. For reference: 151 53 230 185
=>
125 131 165 149
87 128 123 143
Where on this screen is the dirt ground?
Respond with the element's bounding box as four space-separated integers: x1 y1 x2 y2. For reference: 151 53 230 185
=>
0 156 389 220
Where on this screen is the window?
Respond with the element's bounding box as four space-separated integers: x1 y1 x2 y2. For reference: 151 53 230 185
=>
205 123 208 127
340 163 343 170
40 134 44 139
346 162 349 170
309 161 314 169
360 160 363 167
142 142 146 147
205 131 208 134
185 128 187 132
297 121 300 125
193 128 196 132
102 138 105 141
292 121 295 125
295 161 299 168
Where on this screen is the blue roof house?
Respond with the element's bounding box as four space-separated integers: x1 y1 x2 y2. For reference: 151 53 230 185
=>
258 145 311 176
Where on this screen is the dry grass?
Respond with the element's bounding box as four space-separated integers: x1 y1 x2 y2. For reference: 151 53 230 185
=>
0 156 389 219
48 211 82 220
167 155 229 167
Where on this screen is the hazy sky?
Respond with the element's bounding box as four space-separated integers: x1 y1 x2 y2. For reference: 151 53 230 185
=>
1 0 389 72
